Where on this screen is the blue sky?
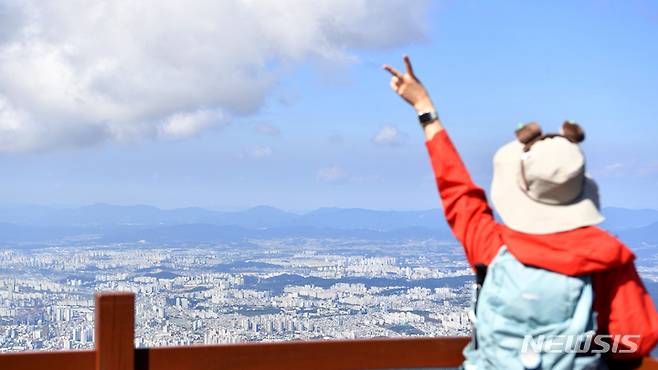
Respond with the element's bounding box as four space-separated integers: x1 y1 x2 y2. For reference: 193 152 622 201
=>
0 0 657 211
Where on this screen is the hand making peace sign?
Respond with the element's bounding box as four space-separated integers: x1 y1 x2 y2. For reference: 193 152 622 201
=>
383 55 443 139
383 55 434 113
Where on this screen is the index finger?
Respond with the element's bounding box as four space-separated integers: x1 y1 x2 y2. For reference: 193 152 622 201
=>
383 64 402 78
403 55 415 77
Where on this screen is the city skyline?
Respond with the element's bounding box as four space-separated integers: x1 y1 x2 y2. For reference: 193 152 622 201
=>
0 234 475 351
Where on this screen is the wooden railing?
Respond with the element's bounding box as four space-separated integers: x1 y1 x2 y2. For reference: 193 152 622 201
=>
1 292 656 370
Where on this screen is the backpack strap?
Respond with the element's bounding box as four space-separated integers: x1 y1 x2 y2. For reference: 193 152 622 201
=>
472 263 488 350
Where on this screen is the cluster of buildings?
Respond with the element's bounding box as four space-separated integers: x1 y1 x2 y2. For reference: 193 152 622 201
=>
0 238 473 351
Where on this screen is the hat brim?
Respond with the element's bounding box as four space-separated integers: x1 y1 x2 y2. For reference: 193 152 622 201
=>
491 140 605 235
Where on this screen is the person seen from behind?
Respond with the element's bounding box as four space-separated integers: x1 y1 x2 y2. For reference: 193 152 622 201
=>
383 56 658 370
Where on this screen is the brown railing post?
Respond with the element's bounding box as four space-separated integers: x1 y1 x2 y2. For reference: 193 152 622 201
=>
95 292 135 370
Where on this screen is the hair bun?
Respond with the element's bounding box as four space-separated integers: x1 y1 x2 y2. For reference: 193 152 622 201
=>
515 122 543 145
561 121 585 143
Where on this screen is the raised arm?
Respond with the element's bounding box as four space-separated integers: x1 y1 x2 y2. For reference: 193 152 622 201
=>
383 56 443 141
383 56 502 266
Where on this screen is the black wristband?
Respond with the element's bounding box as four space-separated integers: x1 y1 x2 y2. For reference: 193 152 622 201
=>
418 111 438 126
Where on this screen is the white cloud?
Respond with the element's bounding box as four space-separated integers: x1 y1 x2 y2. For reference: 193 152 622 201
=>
159 109 225 138
373 125 402 146
254 123 281 136
0 0 429 152
602 162 626 175
317 165 348 183
243 146 273 159
594 161 658 178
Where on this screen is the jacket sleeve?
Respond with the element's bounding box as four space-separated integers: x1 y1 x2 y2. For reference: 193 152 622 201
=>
425 130 503 267
593 261 658 359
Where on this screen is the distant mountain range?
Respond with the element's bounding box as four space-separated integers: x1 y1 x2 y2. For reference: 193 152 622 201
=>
600 207 658 231
0 204 446 230
0 204 656 247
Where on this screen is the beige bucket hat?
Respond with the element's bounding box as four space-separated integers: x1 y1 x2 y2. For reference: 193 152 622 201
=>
491 122 605 234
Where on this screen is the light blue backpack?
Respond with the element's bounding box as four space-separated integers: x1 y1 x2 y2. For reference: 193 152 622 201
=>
463 246 604 370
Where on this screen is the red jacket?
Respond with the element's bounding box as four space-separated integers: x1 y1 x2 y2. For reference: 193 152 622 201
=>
426 130 658 358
